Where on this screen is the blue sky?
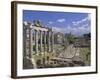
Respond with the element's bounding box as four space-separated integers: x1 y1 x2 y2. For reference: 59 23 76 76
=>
23 10 91 36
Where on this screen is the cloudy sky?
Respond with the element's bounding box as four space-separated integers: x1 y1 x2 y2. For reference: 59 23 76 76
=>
23 10 91 36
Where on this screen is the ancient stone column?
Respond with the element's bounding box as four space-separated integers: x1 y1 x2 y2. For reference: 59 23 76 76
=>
35 30 38 54
44 31 47 53
29 25 33 58
51 31 54 52
47 31 51 52
23 24 27 57
40 30 43 54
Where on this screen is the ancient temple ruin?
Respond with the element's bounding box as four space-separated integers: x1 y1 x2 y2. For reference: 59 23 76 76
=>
23 20 54 69
23 20 89 69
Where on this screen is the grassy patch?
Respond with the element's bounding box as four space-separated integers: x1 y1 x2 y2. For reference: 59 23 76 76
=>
80 47 91 65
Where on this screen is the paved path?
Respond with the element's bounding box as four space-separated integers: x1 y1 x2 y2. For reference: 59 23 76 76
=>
58 44 78 58
53 44 85 66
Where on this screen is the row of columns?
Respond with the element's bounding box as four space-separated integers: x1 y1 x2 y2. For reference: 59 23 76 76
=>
23 22 54 58
34 29 54 55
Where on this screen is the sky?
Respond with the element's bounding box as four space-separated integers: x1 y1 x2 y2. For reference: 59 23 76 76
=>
23 10 91 36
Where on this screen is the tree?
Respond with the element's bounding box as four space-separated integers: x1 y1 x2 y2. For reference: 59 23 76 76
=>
66 33 77 44
33 20 43 27
83 33 91 39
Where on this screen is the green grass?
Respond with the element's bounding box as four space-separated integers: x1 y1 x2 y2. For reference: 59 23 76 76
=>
80 47 91 65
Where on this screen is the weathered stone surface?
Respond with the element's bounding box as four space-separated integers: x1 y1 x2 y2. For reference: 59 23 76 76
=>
72 56 85 66
23 57 34 69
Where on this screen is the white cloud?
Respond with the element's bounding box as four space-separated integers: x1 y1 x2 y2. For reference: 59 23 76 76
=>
52 27 64 32
72 14 91 26
51 14 91 36
48 21 53 24
66 24 90 36
57 18 66 23
70 14 91 36
52 23 90 36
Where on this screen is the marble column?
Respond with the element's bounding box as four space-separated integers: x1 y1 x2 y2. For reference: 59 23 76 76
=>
29 26 33 58
35 30 38 54
40 31 43 53
44 31 47 53
47 31 51 52
51 31 54 52
23 25 27 57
